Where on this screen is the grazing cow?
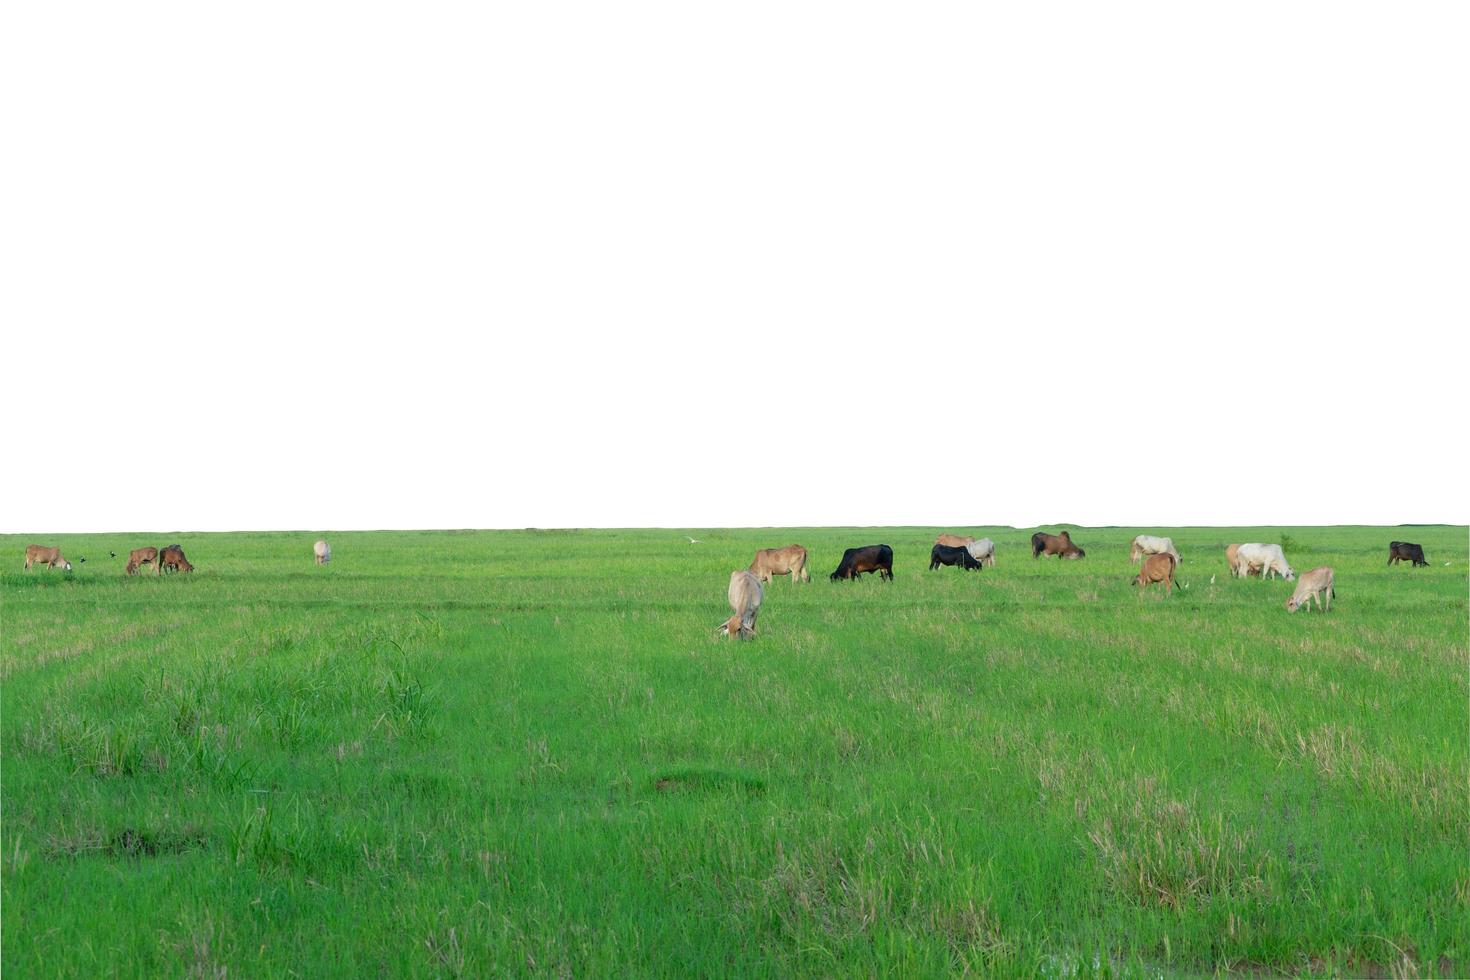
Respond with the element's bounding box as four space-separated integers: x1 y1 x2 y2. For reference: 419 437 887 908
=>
1286 567 1335 612
935 534 975 548
125 547 159 575
1130 535 1181 564
717 570 763 638
159 544 195 574
929 543 982 571
749 544 809 584
314 539 332 565
1031 531 1085 559
23 545 71 571
965 537 997 567
1236 543 1293 581
830 545 894 581
1387 541 1427 567
1133 553 1178 595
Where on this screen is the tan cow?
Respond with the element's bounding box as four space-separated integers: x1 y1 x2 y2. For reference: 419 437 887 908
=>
718 570 763 638
935 534 975 548
159 544 195 574
1133 553 1178 595
126 547 159 575
314 539 331 565
23 545 71 571
748 544 808 584
1225 543 1242 577
1286 567 1334 612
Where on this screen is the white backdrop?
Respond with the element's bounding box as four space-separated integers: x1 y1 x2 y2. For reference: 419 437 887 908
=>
5 2 1466 532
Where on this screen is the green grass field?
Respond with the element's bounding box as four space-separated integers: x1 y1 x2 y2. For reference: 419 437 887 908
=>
2 525 1465 977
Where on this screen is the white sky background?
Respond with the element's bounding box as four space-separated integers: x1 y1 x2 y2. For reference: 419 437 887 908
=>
4 2 1466 533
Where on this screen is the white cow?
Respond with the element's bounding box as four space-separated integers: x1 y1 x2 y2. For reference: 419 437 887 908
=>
718 570 763 638
1236 543 1294 581
1286 567 1334 612
964 538 997 567
313 539 331 565
1130 535 1181 564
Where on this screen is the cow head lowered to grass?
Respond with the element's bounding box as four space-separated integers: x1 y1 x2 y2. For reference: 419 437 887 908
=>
717 570 763 638
1031 531 1084 560
830 545 894 581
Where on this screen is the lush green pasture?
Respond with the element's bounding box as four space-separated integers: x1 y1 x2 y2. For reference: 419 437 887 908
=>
2 526 1466 977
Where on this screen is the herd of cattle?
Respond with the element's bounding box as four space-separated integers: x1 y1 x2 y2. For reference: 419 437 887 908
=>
17 539 336 575
22 543 194 575
17 533 1435 636
716 534 1435 637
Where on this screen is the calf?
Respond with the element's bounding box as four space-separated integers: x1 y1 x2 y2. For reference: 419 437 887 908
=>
314 539 332 565
125 547 159 575
1387 541 1427 567
159 544 195 574
1031 531 1085 559
749 544 809 584
1286 567 1335 612
929 543 982 571
830 544 894 581
1133 553 1178 595
965 537 997 567
718 570 763 638
23 545 71 571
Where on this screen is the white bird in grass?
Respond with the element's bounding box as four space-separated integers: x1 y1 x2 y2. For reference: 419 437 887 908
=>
686 537 701 545
1209 574 1216 585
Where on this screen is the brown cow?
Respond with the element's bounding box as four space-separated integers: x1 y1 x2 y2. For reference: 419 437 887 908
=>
159 544 195 574
1031 531 1085 559
935 534 975 548
23 545 72 571
718 570 763 638
126 547 159 575
749 545 809 584
1133 553 1178 595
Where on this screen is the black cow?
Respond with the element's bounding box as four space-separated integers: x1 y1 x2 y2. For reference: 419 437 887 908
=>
830 544 894 581
929 543 981 571
1387 541 1428 567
